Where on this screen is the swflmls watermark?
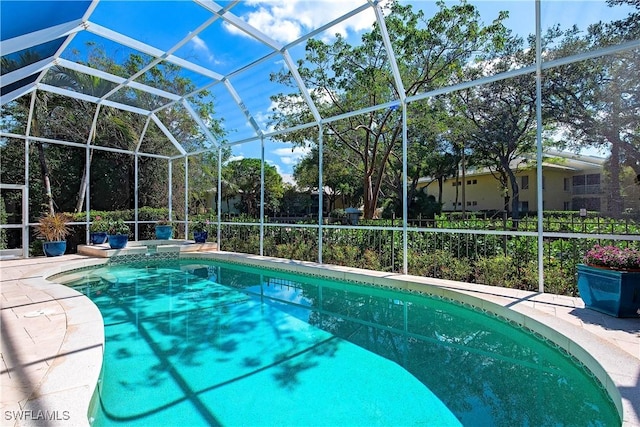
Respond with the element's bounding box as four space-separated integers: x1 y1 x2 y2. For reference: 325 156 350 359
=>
4 410 70 421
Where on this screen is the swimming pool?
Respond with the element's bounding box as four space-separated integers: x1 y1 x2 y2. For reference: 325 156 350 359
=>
61 259 619 426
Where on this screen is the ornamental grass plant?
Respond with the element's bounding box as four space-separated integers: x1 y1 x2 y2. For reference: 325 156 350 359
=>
36 212 71 242
583 244 640 270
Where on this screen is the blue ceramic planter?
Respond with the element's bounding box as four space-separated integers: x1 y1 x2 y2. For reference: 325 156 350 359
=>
90 232 108 244
577 264 640 318
193 231 208 243
155 225 173 240
107 234 128 249
43 241 66 257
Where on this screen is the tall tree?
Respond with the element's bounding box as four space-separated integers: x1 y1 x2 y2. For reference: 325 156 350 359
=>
544 2 639 216
454 34 538 220
293 146 362 212
222 158 284 217
270 1 507 218
2 46 226 216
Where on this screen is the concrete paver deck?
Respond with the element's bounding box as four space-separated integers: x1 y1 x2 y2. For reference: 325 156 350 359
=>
1 253 639 426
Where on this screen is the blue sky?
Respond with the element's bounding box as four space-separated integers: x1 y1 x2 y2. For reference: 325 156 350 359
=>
16 0 634 182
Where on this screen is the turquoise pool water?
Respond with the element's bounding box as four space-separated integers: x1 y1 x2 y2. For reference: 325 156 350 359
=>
62 260 619 426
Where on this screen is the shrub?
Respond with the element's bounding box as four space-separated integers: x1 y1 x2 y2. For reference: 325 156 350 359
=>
473 255 538 290
0 197 6 249
407 250 472 281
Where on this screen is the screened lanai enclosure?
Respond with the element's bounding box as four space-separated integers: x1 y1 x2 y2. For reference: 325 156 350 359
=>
1 0 639 293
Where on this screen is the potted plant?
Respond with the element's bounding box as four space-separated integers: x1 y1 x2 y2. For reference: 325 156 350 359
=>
155 218 173 240
90 215 109 244
577 244 640 317
191 219 208 243
106 219 130 249
36 212 71 257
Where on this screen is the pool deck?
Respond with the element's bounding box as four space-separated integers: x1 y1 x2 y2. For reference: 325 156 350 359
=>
1 252 639 426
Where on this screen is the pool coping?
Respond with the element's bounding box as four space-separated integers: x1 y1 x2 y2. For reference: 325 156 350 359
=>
1 252 638 426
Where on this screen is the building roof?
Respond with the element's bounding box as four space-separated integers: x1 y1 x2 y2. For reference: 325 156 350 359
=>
418 150 606 183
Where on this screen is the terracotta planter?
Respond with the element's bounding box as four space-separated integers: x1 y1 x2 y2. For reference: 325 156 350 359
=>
577 264 640 317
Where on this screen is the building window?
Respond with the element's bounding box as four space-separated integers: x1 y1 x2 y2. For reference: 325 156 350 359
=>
472 201 477 206
587 174 600 185
520 201 529 212
564 178 570 191
521 175 529 190
472 179 477 184
572 174 601 195
467 180 471 185
573 175 586 186
467 201 471 206
563 201 570 210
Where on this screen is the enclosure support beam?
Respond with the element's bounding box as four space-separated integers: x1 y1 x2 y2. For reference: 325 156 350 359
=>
22 92 37 258
402 103 408 275
260 137 265 257
535 0 545 293
217 147 222 249
134 154 139 241
85 105 101 244
185 156 189 238
168 160 173 222
317 124 324 264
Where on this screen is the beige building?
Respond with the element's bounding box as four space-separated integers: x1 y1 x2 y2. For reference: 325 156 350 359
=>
419 151 606 213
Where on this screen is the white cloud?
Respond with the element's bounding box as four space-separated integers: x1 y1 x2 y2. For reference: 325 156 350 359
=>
227 154 245 163
266 159 296 184
225 1 383 44
272 145 310 166
189 34 216 63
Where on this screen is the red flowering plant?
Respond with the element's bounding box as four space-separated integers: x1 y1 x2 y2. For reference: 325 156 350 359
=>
583 245 640 270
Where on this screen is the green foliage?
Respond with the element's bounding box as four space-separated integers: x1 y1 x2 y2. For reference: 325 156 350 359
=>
274 240 317 262
191 219 208 233
270 1 508 219
107 219 130 236
138 207 171 222
89 215 109 232
408 250 471 281
222 159 284 216
0 197 7 249
1 46 225 217
474 256 538 291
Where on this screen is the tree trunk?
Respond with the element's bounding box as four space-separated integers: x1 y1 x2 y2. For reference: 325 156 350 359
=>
608 142 623 217
507 168 520 224
363 174 375 219
36 143 55 216
74 149 95 213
